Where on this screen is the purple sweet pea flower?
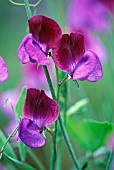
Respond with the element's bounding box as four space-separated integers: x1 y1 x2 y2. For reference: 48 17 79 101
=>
18 15 62 65
18 88 59 148
0 56 8 82
52 32 103 82
67 0 110 32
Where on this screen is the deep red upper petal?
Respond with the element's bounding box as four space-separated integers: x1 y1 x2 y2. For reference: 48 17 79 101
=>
33 90 59 128
52 34 75 74
23 88 59 128
70 32 85 62
23 88 41 120
28 15 62 49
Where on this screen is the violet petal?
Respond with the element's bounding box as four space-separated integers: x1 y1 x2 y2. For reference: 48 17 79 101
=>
87 53 103 82
28 15 62 49
0 56 8 82
70 32 85 62
52 34 75 74
73 50 98 81
18 34 49 65
18 34 31 64
18 118 45 148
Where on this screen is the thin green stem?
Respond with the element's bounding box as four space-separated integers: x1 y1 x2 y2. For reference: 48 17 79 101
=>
9 0 42 8
0 124 19 159
43 66 56 100
106 151 113 170
58 115 80 170
43 66 80 170
50 67 60 170
24 0 32 19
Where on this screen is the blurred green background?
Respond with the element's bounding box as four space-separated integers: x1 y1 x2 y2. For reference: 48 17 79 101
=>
0 0 114 170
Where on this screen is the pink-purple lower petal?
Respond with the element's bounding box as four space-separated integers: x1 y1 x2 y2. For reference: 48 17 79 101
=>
0 56 8 82
18 34 50 65
18 118 45 148
73 50 99 81
87 53 103 82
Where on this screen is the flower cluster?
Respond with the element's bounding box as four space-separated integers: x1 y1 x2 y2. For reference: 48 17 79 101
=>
17 15 103 147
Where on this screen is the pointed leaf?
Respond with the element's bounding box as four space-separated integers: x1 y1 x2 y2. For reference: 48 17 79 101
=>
67 118 114 151
15 86 27 121
3 153 35 170
0 130 17 159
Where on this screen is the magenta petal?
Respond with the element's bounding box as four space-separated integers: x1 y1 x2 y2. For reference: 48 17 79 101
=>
23 88 41 119
18 34 49 65
28 15 62 49
34 90 59 128
18 34 31 64
87 54 103 82
18 118 45 148
0 56 8 82
52 34 75 74
70 33 85 61
73 50 98 81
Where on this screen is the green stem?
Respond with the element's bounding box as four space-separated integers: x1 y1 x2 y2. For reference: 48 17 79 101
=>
9 0 42 7
0 124 19 159
43 66 80 170
106 151 113 170
43 66 56 100
24 0 32 19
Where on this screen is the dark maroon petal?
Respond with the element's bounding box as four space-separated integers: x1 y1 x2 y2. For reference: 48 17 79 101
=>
0 56 8 82
70 32 85 61
18 118 45 148
28 15 62 49
87 52 103 82
33 90 59 128
73 50 98 80
18 34 50 65
23 88 41 119
52 34 75 74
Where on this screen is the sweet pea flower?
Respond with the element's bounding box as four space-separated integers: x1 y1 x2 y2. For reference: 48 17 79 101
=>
18 88 59 148
18 15 62 65
0 56 8 82
52 32 103 82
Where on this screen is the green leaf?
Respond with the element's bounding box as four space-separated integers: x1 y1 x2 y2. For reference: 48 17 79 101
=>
66 118 114 151
67 98 88 116
0 130 17 159
15 86 27 122
15 86 27 161
19 140 27 161
3 153 35 170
